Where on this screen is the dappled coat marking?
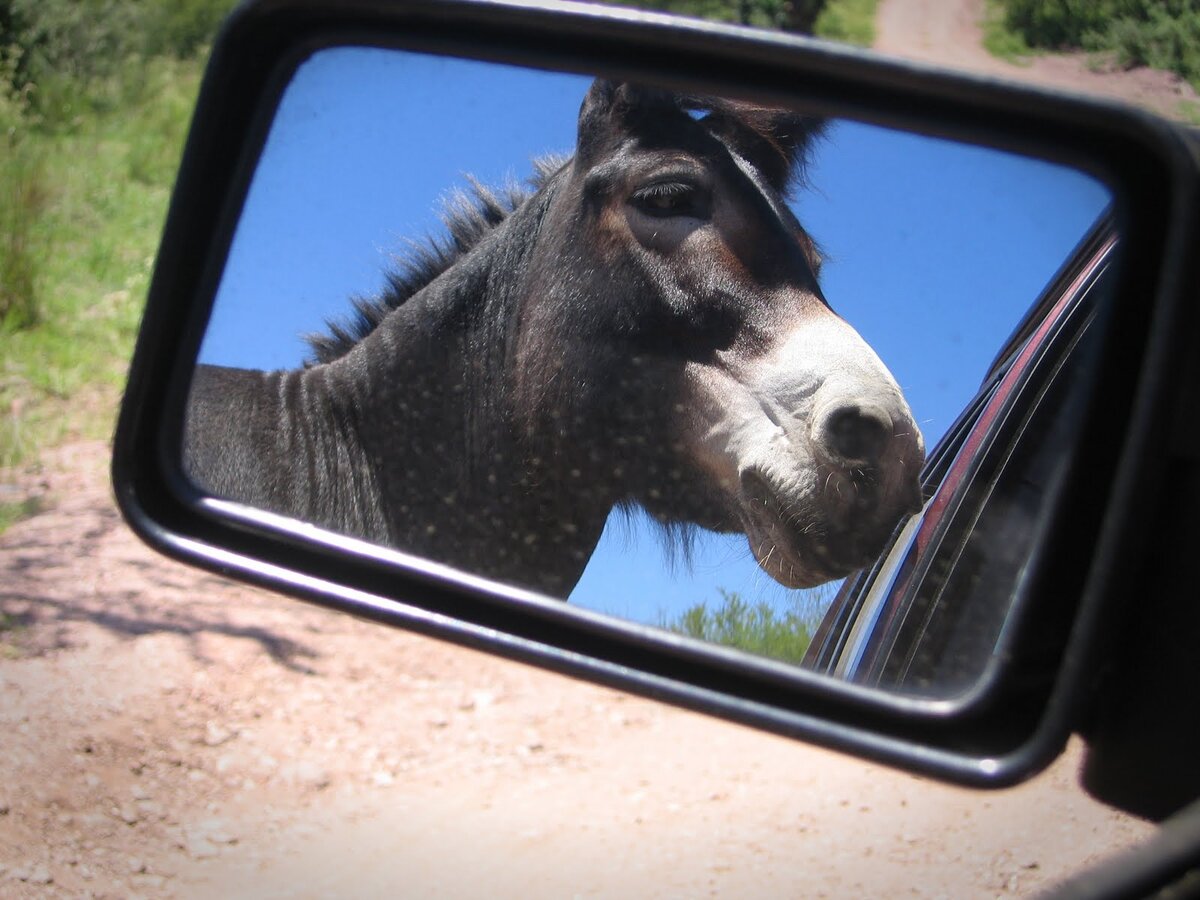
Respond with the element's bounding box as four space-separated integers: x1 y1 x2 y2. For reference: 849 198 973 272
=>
185 81 925 597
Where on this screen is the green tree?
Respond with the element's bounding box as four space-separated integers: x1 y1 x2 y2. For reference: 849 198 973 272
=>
663 588 832 664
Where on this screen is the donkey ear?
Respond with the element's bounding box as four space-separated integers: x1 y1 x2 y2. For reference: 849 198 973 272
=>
702 105 827 194
575 80 621 166
579 79 677 123
576 80 682 165
578 79 618 125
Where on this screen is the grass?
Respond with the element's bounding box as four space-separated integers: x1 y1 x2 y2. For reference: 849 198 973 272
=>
0 55 201 469
1 50 45 332
1178 99 1200 125
0 609 29 658
661 587 835 664
813 0 878 48
0 496 42 535
0 145 46 331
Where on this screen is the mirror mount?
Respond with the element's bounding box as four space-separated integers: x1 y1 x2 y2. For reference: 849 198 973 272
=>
1077 179 1200 821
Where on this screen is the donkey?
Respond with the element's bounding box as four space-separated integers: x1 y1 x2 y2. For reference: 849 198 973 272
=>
185 80 925 598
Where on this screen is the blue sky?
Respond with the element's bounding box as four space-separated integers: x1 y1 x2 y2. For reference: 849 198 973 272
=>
201 47 1111 629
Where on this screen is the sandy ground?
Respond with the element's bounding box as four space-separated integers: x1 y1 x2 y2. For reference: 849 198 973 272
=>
3 2 1191 896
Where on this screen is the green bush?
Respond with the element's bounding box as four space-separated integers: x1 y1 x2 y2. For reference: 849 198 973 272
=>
1 0 235 125
1084 6 1200 90
142 0 239 59
1001 0 1112 48
813 0 878 46
6 0 142 83
584 0 829 33
997 1 1200 91
983 0 1036 61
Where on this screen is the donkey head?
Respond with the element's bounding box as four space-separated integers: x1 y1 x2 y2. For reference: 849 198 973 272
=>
516 80 924 588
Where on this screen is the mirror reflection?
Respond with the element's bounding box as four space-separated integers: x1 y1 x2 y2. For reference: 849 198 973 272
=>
188 47 1112 690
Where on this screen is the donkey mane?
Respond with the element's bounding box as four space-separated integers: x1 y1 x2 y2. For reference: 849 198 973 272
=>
305 155 568 365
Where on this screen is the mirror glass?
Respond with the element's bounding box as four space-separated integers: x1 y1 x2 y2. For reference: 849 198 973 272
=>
187 46 1113 696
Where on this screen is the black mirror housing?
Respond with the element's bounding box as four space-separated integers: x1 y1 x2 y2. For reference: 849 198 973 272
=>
113 0 1200 793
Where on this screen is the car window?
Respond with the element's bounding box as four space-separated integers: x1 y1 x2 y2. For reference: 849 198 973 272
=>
806 230 1116 699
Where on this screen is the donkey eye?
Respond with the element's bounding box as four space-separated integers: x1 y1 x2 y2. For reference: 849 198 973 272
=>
629 181 710 219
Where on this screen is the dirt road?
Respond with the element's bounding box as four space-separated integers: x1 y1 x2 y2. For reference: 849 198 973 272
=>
0 442 1157 897
4 2 1192 896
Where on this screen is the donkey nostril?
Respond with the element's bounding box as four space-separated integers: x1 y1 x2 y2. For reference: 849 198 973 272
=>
822 405 891 464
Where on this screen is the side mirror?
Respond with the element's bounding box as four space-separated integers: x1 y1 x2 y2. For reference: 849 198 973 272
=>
113 0 1200 788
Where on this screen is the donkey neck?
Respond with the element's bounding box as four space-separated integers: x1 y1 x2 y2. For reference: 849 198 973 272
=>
326 198 612 597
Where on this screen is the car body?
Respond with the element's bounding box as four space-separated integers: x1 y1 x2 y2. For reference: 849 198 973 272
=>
805 217 1116 698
